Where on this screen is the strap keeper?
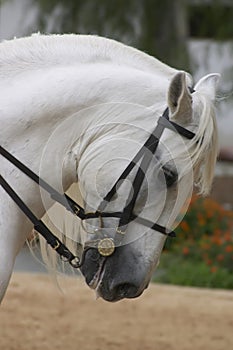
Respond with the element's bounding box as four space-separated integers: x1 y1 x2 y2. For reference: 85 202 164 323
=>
73 205 86 219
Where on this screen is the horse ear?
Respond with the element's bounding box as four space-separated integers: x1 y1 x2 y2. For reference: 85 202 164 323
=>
194 73 220 101
167 72 192 124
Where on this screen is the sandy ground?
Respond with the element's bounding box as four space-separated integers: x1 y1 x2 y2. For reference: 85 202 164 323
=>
0 273 232 350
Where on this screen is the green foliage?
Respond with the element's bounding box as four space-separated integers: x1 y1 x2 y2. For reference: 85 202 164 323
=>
154 253 233 289
157 195 233 289
139 0 190 69
33 0 233 69
33 0 190 70
34 0 139 41
189 3 233 40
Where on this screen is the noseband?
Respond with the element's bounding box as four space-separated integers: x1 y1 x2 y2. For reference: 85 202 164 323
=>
0 103 195 268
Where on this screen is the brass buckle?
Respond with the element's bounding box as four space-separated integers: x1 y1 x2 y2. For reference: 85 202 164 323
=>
53 240 60 250
97 238 115 257
74 205 80 215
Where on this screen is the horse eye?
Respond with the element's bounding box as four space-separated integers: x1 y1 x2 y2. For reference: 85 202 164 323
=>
162 165 178 187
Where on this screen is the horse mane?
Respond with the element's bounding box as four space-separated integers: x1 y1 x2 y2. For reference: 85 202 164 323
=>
0 33 176 80
189 90 218 196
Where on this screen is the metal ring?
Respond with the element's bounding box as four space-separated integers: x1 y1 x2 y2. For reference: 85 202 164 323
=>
69 256 81 268
81 213 103 234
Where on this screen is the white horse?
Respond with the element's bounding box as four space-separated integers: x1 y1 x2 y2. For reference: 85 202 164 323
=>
0 34 219 303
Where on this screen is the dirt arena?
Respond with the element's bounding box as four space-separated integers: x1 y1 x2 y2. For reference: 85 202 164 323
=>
0 273 232 350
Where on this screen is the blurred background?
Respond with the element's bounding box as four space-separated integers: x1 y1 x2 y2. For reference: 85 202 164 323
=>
0 0 232 148
0 0 232 288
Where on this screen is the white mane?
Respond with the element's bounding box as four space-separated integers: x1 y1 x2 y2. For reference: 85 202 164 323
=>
188 92 218 195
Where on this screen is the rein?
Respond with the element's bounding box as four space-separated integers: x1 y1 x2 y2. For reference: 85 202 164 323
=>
0 104 195 268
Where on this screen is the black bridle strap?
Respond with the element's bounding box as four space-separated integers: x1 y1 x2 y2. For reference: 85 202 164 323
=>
0 146 87 218
117 119 165 228
158 109 196 140
0 146 123 222
134 216 176 237
0 104 195 262
97 109 195 231
98 109 169 210
0 174 81 266
98 109 195 211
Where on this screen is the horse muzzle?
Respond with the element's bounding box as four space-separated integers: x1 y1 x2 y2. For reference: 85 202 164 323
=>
80 244 150 302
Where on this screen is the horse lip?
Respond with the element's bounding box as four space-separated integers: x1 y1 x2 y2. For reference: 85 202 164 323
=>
96 283 145 302
88 257 106 290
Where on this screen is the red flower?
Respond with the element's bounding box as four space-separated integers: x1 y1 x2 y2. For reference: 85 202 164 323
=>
211 266 218 273
225 245 233 253
217 254 224 262
180 221 190 232
182 247 190 255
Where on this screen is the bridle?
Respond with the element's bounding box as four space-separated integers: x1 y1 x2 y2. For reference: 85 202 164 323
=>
0 101 195 269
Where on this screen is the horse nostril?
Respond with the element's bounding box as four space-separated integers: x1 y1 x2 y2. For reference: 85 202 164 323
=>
113 283 139 299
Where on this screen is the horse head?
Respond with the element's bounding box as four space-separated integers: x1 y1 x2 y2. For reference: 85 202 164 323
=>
77 72 220 301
